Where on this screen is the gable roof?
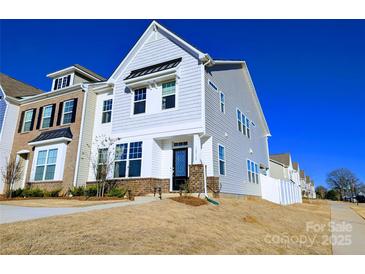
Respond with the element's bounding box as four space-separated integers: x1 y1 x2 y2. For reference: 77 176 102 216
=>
47 64 106 82
270 153 291 167
0 73 43 99
292 162 299 171
306 176 311 183
109 20 211 81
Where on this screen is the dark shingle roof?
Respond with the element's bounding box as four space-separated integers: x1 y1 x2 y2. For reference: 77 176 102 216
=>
270 153 291 167
0 73 43 99
73 64 106 81
29 128 73 143
124 58 182 80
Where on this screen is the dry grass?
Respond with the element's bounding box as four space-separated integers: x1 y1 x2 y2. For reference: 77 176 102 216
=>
351 205 365 219
0 197 331 255
170 196 208 206
0 198 125 208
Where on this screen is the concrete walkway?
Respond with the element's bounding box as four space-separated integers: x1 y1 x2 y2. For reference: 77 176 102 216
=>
0 196 159 224
330 202 365 254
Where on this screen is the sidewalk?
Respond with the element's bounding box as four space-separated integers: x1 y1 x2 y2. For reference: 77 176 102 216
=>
331 201 365 255
0 196 159 224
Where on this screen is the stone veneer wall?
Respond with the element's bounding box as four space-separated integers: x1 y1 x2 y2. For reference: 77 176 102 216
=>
207 176 220 193
188 164 220 193
87 178 170 196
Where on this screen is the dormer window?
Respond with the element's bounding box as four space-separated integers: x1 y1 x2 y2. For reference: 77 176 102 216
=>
53 75 71 91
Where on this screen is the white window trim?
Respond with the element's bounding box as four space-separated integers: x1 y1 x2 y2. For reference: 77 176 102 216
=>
22 109 34 133
113 141 143 179
161 80 177 111
61 99 74 125
236 108 242 133
41 105 53 129
131 87 147 116
30 143 67 182
242 113 247 136
219 91 225 113
208 79 218 92
102 99 113 124
247 159 259 184
217 143 226 176
34 148 57 181
52 74 73 91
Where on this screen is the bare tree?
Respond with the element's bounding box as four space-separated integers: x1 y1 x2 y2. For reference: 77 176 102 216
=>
326 168 360 200
83 135 118 197
1 156 24 198
315 186 327 199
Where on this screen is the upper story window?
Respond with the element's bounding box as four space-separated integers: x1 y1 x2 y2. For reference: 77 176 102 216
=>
208 80 218 91
219 91 225 113
218 144 226 176
34 148 58 181
62 100 74 125
102 99 113 124
54 75 71 91
41 105 53 129
247 159 259 184
133 88 146 115
162 81 176 110
245 117 251 139
242 113 247 136
22 109 35 132
237 109 242 132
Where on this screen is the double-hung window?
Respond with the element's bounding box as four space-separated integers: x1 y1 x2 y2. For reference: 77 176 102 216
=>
96 148 108 180
102 99 113 123
246 117 250 138
237 109 242 132
247 159 259 184
41 105 53 129
133 88 146 114
218 144 226 176
114 143 128 178
34 149 58 181
62 100 74 124
114 142 143 178
219 91 225 113
128 142 142 177
162 81 176 110
22 110 34 132
242 113 247 136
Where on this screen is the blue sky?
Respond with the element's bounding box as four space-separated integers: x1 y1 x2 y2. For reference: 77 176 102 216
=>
1 20 364 187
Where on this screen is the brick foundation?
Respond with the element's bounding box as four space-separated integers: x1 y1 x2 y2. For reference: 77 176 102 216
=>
207 176 220 193
188 164 204 193
87 178 170 196
26 181 64 192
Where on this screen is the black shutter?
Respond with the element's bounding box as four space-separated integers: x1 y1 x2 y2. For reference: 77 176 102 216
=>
49 103 56 127
56 101 64 126
54 79 59 90
36 107 43 129
30 108 36 131
18 111 25 133
66 75 71 87
71 98 78 123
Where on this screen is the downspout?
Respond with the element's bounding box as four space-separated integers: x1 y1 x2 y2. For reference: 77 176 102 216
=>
72 83 89 187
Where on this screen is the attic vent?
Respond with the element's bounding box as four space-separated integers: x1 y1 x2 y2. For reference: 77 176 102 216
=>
208 80 218 91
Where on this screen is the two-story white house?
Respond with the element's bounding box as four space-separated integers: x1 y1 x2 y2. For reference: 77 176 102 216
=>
75 21 271 197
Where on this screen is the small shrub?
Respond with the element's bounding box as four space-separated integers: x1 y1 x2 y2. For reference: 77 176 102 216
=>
106 187 126 198
85 185 98 197
47 188 61 197
70 186 85 196
23 188 44 197
11 188 24 198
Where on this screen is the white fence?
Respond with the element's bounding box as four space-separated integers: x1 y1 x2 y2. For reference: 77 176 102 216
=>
260 174 302 205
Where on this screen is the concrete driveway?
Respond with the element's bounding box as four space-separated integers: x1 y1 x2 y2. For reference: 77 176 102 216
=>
331 201 365 255
0 196 158 224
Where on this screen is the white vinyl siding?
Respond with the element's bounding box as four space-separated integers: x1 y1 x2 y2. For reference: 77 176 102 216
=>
112 32 203 137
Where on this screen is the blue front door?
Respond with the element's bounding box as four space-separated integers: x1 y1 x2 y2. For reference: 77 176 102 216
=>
173 148 188 191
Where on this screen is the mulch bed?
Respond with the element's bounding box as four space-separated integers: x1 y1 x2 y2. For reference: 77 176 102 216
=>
169 196 208 206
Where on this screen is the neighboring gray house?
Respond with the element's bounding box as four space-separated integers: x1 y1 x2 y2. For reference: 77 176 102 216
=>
80 21 271 197
0 73 43 193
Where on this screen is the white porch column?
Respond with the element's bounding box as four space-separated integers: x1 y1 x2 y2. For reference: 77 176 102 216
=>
193 134 201 164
